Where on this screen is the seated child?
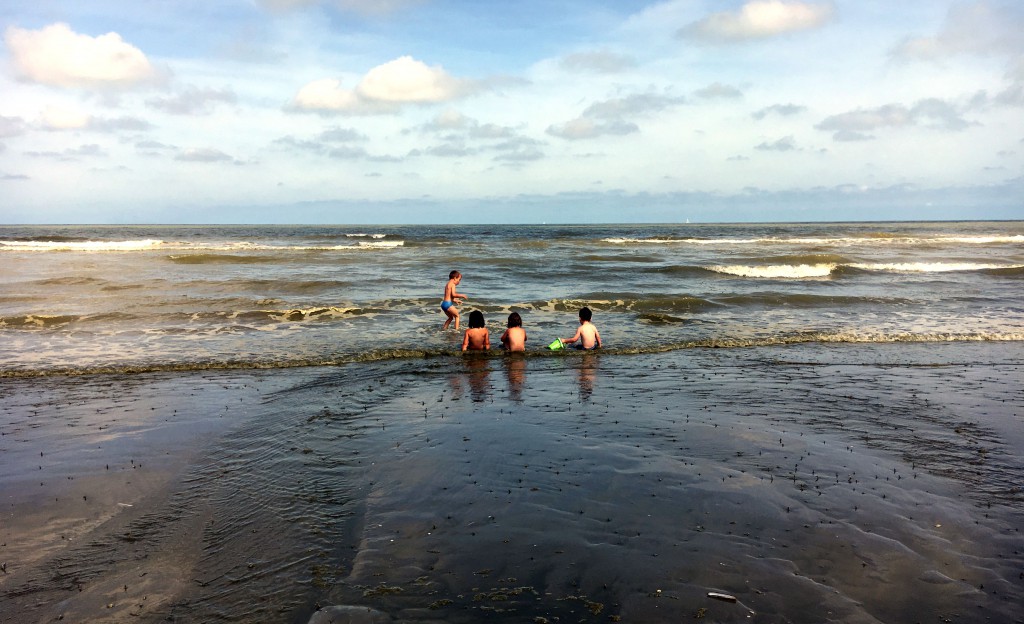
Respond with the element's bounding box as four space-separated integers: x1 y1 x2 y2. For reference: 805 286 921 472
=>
500 312 527 352
462 310 490 351
562 306 601 350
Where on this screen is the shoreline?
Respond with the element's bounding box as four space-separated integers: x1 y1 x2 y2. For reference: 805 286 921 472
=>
1 343 1021 623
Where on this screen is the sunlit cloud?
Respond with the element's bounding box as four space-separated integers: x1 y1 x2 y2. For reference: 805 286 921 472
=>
679 0 834 43
292 56 471 115
39 106 90 130
4 23 160 89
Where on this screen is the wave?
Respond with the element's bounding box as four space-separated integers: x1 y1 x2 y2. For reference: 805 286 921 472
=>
1 239 404 253
0 306 376 330
707 263 837 278
602 235 1024 247
168 254 283 264
849 262 1024 273
705 261 1024 279
1 239 166 252
4 330 1022 379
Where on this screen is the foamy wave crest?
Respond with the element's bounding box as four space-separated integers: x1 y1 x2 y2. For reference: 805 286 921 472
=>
346 233 387 239
2 239 403 253
603 234 1024 247
4 330 1022 378
932 235 1024 244
850 262 1024 273
357 240 404 248
707 264 836 278
232 306 365 323
1 239 165 252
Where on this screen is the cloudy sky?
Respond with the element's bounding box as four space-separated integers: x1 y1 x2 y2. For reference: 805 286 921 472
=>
1 0 1022 223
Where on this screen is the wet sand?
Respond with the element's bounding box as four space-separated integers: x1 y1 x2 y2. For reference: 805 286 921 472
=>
1 343 1022 623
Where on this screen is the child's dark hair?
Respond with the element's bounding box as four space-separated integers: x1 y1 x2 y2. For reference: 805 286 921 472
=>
507 312 522 328
449 270 461 279
579 307 593 322
468 310 485 328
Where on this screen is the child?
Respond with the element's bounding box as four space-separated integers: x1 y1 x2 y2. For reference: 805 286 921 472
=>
441 270 468 330
500 312 527 352
462 310 490 351
562 306 601 350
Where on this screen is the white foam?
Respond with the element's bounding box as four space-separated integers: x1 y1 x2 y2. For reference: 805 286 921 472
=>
850 262 1024 273
602 235 1024 247
0 239 165 252
707 263 836 278
357 240 404 248
1 239 403 252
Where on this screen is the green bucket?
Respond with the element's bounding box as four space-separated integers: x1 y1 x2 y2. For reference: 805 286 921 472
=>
548 338 564 350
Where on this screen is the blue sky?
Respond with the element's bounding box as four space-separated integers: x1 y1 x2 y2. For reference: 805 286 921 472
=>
0 0 1022 223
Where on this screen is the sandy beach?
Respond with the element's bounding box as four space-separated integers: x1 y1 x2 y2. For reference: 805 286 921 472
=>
2 343 1022 623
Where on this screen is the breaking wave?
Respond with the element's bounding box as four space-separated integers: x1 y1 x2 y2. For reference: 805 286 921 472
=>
3 329 1021 379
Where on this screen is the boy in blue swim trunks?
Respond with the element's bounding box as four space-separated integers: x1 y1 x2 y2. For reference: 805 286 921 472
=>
442 270 468 330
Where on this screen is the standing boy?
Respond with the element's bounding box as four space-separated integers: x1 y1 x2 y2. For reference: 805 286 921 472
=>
562 306 601 350
441 270 467 330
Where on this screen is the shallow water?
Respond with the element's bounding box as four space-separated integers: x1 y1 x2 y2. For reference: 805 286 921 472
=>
1 342 1020 623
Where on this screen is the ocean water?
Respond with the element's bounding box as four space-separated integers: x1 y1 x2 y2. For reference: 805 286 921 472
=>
2 221 1022 376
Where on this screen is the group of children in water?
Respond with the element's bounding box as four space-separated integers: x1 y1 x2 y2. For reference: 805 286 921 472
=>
442 270 602 352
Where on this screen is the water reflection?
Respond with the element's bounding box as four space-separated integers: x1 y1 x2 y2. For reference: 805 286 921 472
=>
503 355 527 402
577 352 599 401
464 354 492 403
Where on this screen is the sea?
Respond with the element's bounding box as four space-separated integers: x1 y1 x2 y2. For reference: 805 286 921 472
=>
2 220 1024 623
1 221 1022 376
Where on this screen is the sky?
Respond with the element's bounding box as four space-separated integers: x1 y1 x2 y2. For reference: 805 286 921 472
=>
0 0 1022 224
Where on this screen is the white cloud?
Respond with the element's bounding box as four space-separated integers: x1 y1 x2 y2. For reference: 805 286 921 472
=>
816 99 974 140
147 86 237 115
891 2 1024 62
546 118 639 140
694 82 743 99
258 0 420 15
582 93 687 119
752 103 806 119
40 105 90 130
356 56 463 102
292 78 369 112
37 106 154 133
546 92 685 140
0 115 27 138
755 136 798 151
679 1 835 42
176 148 235 162
560 50 637 74
292 56 468 114
4 23 158 89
